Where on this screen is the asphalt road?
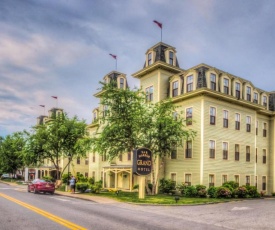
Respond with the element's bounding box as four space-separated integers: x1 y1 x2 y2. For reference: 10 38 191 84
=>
0 183 275 230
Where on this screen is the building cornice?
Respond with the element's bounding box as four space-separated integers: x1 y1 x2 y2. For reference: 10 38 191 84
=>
132 61 184 79
171 88 274 116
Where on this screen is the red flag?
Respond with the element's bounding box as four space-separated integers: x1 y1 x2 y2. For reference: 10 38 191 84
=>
153 20 162 29
51 96 58 99
109 54 117 59
39 105 45 107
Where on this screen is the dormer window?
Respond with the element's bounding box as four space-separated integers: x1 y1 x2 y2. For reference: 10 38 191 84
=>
235 82 240 99
224 79 229 94
246 86 251 101
169 51 174 65
187 75 193 92
172 81 178 97
119 78 124 89
253 93 258 103
210 73 216 90
148 53 152 66
263 96 267 107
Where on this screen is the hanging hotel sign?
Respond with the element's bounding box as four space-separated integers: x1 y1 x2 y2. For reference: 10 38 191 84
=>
133 147 152 176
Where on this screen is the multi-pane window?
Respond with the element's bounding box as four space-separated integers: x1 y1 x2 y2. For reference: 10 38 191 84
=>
127 152 131 161
223 110 228 128
222 175 227 184
256 121 258 135
209 140 215 158
262 176 266 190
246 86 251 101
235 82 240 99
253 93 258 103
246 176 250 186
119 78 124 89
146 86 153 102
171 173 176 183
186 108 192 126
85 172 88 177
171 143 177 159
235 144 240 161
148 52 152 65
234 175 240 186
209 174 215 187
235 113 240 130
77 157 80 164
185 174 191 186
210 107 216 125
263 123 267 137
119 154 123 161
263 149 266 164
263 96 267 107
246 146 250 162
224 78 229 94
172 81 179 97
169 51 174 65
210 73 216 90
85 158 89 165
186 141 192 158
187 75 193 92
223 142 228 160
246 116 251 132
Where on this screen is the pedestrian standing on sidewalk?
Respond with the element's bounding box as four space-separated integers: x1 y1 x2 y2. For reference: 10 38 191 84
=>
69 176 76 193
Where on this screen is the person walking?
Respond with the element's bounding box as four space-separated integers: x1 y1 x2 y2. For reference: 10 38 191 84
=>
69 176 76 193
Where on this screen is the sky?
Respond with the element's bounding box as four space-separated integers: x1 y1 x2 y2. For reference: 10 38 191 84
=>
1 0 275 137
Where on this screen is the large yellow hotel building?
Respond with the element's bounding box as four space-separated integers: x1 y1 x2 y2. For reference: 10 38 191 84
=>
88 41 275 195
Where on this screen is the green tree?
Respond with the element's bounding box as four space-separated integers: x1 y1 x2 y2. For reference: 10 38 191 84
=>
25 112 91 179
92 82 148 159
92 82 196 194
142 101 196 194
0 132 27 177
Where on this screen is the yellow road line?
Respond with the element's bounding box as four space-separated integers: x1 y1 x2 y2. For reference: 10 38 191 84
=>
0 193 87 230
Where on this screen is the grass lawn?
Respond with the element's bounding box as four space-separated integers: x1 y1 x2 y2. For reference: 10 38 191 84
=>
83 191 234 205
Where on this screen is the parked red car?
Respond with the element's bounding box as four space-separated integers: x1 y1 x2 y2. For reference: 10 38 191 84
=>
28 179 55 194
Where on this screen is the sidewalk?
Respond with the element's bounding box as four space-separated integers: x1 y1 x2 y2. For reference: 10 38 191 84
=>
0 180 118 204
54 190 119 204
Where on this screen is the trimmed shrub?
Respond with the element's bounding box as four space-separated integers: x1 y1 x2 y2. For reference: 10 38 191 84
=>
216 186 232 198
235 186 248 198
159 178 176 194
245 185 260 198
222 181 239 189
196 185 207 198
207 186 218 198
76 182 89 193
90 180 102 193
183 186 198 197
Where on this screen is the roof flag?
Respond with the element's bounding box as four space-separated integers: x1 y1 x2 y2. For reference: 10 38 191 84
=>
153 20 163 42
109 54 117 70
